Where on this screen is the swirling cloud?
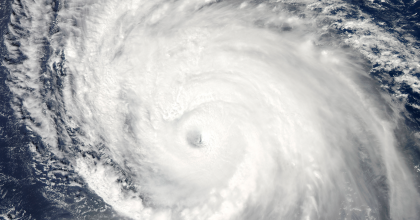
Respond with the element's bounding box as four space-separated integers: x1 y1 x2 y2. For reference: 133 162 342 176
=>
4 0 420 219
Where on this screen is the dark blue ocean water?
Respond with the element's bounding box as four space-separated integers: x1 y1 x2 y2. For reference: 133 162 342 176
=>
0 1 120 219
0 0 419 219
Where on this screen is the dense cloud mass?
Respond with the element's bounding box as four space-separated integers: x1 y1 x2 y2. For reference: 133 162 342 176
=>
2 0 420 219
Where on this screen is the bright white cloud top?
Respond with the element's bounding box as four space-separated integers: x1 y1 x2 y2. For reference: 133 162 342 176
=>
4 0 420 219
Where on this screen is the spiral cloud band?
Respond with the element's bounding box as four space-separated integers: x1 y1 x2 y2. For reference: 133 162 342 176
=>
4 0 420 219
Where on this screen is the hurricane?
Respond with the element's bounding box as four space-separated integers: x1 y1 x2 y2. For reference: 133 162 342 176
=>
1 0 420 219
